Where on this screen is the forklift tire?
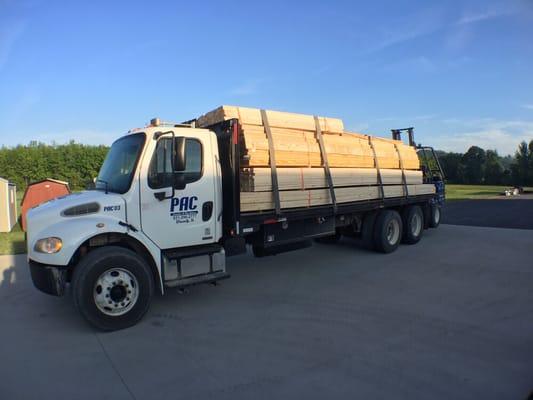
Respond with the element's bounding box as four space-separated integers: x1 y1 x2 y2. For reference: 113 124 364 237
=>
429 204 441 228
72 246 154 331
401 205 424 245
361 212 377 250
373 210 402 253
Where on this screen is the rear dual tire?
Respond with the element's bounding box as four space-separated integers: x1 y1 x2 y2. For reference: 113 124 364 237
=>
373 210 403 253
429 204 441 228
401 205 424 245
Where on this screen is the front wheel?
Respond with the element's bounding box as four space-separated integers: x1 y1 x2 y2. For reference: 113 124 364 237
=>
72 246 154 331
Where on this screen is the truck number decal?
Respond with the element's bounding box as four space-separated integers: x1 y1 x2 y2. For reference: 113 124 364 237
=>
170 196 198 223
104 205 121 212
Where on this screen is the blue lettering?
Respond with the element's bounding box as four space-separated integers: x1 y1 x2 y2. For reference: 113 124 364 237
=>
179 197 188 211
170 197 180 213
189 196 198 210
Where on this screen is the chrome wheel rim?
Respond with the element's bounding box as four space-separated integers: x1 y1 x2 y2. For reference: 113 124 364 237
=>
411 213 422 237
94 268 139 316
386 219 400 245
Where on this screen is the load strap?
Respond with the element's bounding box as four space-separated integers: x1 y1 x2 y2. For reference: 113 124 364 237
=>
314 116 337 213
394 143 408 197
260 109 281 216
368 137 385 200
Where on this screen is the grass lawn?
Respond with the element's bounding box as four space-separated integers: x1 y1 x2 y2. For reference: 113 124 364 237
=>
445 184 509 200
0 223 26 255
1 191 26 255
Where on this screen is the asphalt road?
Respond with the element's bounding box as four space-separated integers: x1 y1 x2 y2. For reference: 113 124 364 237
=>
1 225 532 400
443 196 533 230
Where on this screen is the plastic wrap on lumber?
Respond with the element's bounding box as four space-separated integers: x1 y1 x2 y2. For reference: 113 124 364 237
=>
240 184 436 212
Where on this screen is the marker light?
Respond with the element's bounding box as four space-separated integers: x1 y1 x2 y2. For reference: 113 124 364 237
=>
34 237 63 254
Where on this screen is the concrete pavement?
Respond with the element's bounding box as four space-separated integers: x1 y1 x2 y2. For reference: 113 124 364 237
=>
1 225 532 400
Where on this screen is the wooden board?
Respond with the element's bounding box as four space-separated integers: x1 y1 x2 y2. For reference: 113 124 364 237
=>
240 127 419 169
241 168 423 192
240 184 436 212
197 105 344 133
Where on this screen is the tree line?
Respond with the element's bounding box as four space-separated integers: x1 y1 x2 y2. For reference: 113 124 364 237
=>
0 139 532 193
437 140 533 186
0 141 109 191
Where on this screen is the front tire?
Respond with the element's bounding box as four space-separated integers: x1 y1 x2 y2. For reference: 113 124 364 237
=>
373 210 403 253
72 246 154 331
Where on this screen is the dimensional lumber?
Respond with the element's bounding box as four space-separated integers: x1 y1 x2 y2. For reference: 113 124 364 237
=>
197 105 345 133
240 168 423 192
196 106 429 214
240 184 436 212
196 106 420 170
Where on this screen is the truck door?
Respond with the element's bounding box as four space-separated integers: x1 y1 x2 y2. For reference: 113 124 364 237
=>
139 130 217 249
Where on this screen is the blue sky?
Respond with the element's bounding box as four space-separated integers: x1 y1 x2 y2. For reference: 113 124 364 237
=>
1 0 532 155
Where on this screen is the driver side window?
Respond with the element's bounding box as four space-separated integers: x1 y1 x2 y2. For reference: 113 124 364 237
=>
148 137 203 189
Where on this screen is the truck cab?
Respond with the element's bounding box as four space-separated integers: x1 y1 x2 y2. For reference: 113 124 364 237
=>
27 121 228 330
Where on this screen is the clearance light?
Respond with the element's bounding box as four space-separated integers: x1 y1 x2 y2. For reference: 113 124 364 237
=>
34 237 63 254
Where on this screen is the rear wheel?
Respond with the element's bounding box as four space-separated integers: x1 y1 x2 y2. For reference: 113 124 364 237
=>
72 246 154 331
373 210 402 253
429 204 441 228
401 205 424 244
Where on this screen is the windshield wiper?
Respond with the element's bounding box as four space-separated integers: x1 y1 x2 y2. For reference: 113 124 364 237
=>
95 179 109 194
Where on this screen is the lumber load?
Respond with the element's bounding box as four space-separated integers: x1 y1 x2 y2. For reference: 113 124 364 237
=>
196 106 431 213
240 184 436 212
197 105 420 170
241 168 423 192
197 105 344 133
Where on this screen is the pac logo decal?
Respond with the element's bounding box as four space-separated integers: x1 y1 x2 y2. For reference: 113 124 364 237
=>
170 196 198 223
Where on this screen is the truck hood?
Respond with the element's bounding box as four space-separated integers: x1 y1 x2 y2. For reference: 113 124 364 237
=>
26 190 126 246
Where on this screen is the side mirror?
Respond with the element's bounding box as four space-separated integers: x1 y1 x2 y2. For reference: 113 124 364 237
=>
174 173 186 190
173 137 186 172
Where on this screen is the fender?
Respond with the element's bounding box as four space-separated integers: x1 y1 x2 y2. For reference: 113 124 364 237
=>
29 215 165 293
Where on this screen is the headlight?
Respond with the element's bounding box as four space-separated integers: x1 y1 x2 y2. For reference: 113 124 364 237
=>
34 237 63 254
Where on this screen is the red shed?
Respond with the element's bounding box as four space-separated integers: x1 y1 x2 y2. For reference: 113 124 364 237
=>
21 179 71 231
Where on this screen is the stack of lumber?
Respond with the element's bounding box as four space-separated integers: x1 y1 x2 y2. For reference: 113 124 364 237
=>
240 168 423 192
240 185 435 212
197 106 434 212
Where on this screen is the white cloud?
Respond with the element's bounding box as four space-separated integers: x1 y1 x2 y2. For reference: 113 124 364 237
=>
428 119 533 155
457 9 512 25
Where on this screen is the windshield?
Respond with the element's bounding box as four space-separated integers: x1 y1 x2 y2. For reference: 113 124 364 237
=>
96 133 146 194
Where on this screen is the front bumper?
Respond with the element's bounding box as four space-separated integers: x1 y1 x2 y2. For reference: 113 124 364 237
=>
29 260 68 296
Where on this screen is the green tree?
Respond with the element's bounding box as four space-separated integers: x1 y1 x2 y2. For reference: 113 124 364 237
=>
511 141 530 186
0 141 109 192
484 150 503 185
461 146 486 184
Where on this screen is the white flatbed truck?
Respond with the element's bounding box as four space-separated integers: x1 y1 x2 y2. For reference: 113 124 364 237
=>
27 117 445 330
